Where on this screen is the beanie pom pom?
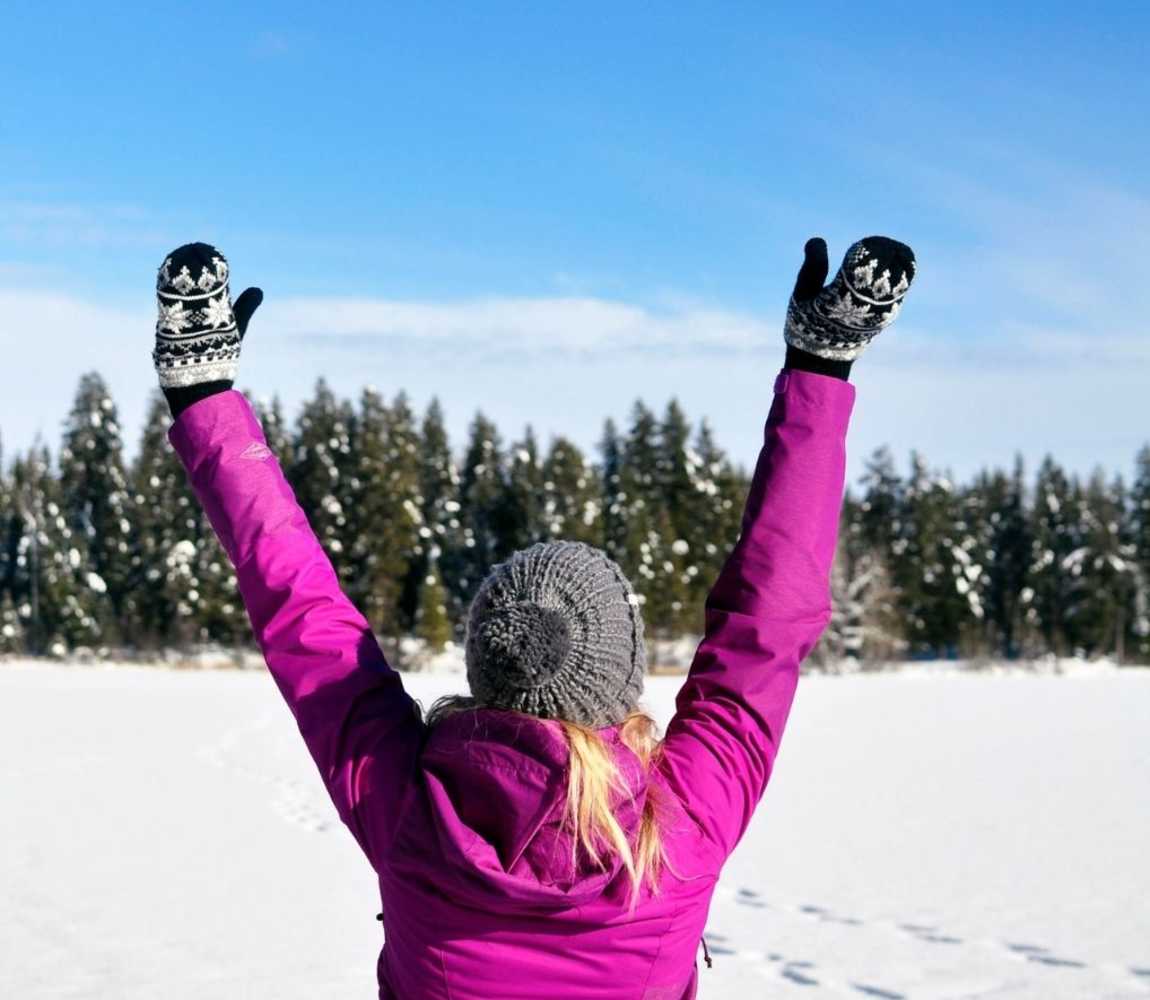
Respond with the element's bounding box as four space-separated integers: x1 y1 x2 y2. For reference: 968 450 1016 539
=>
474 601 571 689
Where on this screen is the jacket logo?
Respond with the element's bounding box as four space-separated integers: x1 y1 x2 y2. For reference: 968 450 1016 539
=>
239 442 273 461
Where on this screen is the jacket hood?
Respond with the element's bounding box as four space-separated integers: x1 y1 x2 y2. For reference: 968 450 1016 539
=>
417 708 649 912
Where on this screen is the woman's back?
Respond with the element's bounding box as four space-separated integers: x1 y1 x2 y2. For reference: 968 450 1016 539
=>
377 710 713 999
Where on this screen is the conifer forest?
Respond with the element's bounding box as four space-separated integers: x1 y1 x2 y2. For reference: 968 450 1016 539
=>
2 372 1148 668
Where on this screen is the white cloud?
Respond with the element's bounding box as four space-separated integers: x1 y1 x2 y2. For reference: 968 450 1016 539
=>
263 295 772 356
0 202 162 249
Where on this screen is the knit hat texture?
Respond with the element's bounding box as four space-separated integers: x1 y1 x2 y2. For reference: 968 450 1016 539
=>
153 242 240 388
465 541 647 728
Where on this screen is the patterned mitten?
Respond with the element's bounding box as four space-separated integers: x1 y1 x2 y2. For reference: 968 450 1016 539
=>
154 242 262 416
784 236 916 363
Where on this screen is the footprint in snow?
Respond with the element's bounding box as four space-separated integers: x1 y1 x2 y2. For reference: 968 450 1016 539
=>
780 961 819 987
735 888 767 909
851 984 906 1000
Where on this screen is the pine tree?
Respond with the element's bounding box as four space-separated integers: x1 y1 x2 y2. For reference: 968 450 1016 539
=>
857 447 904 554
617 401 682 634
1029 456 1077 656
346 388 423 635
132 393 248 650
680 419 743 630
131 393 188 648
822 491 904 665
957 470 997 656
403 397 464 634
457 412 509 601
979 456 1032 658
11 443 102 653
541 436 600 544
58 373 136 642
658 400 694 540
599 418 627 564
505 426 546 550
1063 469 1137 659
415 558 452 654
897 453 972 657
289 379 355 563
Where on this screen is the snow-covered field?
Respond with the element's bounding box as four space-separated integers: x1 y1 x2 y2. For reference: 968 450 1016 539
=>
2 661 1148 999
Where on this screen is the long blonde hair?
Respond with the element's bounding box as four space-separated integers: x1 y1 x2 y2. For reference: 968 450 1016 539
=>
425 696 670 908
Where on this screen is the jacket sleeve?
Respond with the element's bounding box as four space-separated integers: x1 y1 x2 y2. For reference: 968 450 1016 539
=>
657 369 854 860
168 390 425 862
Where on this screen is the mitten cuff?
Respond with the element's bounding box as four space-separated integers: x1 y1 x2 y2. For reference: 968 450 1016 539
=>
784 344 852 381
163 380 235 419
155 355 239 389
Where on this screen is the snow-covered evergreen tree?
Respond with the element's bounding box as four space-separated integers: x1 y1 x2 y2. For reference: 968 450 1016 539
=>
821 491 905 665
58 373 135 641
415 558 452 653
457 412 509 601
679 419 743 629
132 393 248 650
131 393 188 647
505 426 546 549
657 400 693 540
976 457 1032 658
541 436 600 544
857 447 904 554
412 398 464 629
1062 470 1137 659
896 453 973 657
289 379 355 563
616 401 683 634
1029 456 1078 656
10 443 102 653
599 418 627 565
346 388 423 635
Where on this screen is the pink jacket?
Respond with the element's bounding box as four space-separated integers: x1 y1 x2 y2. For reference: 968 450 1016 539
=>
169 368 855 999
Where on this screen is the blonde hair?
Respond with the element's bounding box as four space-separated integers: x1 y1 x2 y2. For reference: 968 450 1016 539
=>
425 696 669 909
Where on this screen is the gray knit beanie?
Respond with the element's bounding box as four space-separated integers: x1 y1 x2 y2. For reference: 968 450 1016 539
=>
464 541 647 728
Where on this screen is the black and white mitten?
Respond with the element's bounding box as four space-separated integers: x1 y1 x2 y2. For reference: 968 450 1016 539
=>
153 242 262 416
784 236 916 376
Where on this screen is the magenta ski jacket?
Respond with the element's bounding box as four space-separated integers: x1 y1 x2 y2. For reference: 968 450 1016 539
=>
169 368 855 999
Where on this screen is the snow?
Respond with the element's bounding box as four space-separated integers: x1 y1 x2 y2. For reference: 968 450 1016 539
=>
1 662 1148 999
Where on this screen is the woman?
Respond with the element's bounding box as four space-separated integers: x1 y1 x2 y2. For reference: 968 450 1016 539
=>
154 234 915 998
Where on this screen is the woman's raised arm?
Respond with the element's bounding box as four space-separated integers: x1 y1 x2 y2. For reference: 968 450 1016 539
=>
657 236 916 861
155 244 425 864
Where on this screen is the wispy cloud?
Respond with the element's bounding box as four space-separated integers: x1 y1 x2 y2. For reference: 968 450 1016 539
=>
0 201 163 249
266 295 772 357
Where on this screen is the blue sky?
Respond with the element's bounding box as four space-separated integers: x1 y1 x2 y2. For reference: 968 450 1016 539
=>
2 2 1148 482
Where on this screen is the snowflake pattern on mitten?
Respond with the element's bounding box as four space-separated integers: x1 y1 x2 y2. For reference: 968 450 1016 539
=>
785 237 916 362
153 244 241 388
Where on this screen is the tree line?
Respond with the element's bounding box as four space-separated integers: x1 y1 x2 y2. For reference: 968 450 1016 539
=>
1 372 1147 667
